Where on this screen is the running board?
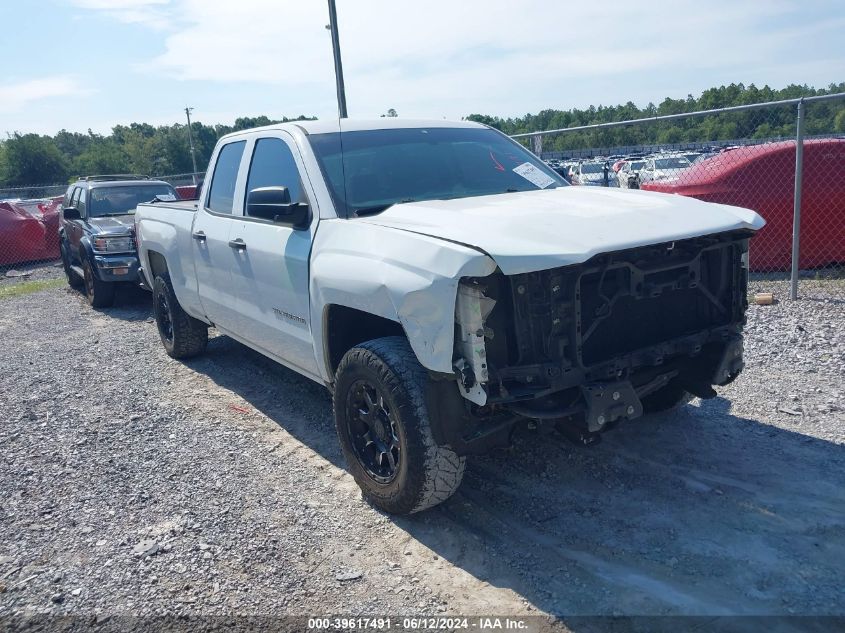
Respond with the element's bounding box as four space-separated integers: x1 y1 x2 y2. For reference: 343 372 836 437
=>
70 264 85 278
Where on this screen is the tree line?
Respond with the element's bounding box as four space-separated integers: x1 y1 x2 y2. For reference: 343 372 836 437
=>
0 115 316 188
2 82 844 187
466 82 845 153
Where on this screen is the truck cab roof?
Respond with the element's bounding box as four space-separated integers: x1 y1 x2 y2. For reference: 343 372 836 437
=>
218 118 487 141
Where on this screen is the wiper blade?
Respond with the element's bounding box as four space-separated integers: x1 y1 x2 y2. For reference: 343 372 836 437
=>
353 198 417 217
353 204 393 217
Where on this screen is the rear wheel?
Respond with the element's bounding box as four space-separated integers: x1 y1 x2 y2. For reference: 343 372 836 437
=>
152 273 208 359
334 337 465 514
82 258 115 308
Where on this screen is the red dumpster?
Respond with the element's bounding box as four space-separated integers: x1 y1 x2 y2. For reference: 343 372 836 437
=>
175 185 198 200
641 139 845 271
0 198 62 266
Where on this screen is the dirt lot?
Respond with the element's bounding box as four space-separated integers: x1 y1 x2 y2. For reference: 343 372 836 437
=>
1 267 843 624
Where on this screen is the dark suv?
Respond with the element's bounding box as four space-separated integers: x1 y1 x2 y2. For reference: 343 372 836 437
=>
59 175 178 307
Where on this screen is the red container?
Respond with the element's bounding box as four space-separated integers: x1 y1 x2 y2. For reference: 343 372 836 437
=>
641 139 845 271
0 198 62 266
175 185 198 200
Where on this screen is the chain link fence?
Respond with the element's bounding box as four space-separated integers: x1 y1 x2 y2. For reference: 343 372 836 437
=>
2 96 844 302
0 173 204 274
513 93 845 301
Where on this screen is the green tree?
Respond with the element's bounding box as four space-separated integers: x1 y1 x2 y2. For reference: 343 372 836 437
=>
1 133 69 185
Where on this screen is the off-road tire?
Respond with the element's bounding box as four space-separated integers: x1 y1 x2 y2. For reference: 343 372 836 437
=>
641 381 694 414
152 273 208 359
60 238 82 287
334 337 466 514
82 258 115 308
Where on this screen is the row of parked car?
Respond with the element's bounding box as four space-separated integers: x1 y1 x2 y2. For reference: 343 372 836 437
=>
546 150 712 188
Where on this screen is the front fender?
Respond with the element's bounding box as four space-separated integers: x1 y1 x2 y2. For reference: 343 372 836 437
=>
78 236 98 269
310 220 496 381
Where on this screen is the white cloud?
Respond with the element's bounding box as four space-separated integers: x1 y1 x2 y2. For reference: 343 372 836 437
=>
60 0 845 123
0 76 91 115
70 0 171 28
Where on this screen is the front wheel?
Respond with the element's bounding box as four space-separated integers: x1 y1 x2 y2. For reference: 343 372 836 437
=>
333 337 465 514
152 273 208 359
82 258 115 307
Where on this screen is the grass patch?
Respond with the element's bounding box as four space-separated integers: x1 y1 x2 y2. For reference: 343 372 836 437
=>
0 278 65 300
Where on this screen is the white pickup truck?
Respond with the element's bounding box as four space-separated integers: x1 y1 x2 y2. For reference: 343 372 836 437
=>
135 119 764 514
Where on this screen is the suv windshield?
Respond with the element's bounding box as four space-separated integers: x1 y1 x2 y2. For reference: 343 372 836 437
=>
88 184 176 217
580 163 606 174
309 127 567 216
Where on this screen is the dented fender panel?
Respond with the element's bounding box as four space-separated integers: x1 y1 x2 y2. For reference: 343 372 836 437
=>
310 219 497 381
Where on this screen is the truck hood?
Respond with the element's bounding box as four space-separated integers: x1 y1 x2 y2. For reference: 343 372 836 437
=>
356 187 764 275
87 214 135 235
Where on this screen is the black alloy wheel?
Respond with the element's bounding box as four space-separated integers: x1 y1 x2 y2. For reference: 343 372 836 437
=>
345 379 401 483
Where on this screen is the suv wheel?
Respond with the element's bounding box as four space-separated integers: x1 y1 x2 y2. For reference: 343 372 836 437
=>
60 239 82 287
82 258 115 307
334 337 465 514
152 273 208 359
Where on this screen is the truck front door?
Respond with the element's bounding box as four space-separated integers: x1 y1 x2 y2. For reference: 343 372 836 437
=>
226 133 319 378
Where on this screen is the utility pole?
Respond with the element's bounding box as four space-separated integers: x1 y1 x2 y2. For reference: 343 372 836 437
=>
326 0 348 118
184 107 199 185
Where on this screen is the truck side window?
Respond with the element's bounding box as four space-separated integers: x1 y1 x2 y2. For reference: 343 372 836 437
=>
207 140 246 214
244 138 304 216
76 188 87 216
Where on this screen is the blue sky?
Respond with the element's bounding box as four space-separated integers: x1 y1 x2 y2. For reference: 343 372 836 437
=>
1 0 843 135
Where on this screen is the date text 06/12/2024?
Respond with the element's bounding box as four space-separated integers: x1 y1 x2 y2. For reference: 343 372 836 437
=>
307 617 530 630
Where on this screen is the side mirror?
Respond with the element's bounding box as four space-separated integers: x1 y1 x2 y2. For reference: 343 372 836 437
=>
63 206 81 220
246 186 310 229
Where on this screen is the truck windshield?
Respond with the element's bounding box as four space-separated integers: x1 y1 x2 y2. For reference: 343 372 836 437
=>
309 127 567 217
88 184 176 217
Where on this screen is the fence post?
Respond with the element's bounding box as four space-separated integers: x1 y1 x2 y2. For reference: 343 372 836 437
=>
789 98 805 300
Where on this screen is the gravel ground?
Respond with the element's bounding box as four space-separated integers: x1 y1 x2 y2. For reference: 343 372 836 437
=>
1 269 843 624
0 260 64 286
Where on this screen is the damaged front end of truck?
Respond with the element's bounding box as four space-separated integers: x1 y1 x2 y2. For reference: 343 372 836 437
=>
435 230 752 454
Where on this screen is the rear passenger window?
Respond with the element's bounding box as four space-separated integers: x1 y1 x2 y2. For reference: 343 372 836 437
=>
77 188 87 216
244 138 304 215
207 141 246 214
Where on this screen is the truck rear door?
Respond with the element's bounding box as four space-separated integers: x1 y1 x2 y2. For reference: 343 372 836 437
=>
192 139 247 330
225 131 319 377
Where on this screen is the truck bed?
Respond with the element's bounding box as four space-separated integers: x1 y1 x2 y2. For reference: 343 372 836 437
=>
134 199 202 316
139 200 198 213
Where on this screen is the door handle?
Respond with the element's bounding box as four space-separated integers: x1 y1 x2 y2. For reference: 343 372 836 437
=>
192 231 207 242
228 238 247 251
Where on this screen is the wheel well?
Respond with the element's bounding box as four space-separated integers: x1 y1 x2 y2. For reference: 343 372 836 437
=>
324 305 405 376
147 250 168 279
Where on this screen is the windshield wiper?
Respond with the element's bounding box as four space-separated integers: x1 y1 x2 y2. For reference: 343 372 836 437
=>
353 204 393 217
353 198 417 218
